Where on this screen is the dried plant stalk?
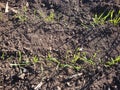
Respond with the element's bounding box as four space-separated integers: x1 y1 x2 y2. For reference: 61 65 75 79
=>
0 2 18 13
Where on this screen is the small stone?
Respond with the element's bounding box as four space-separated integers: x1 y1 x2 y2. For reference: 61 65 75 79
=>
79 47 83 51
19 73 25 79
23 68 28 73
57 86 61 90
66 82 72 87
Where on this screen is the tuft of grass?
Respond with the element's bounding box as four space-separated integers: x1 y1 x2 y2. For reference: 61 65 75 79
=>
38 10 55 22
71 48 95 65
46 53 60 65
60 64 72 68
45 11 55 22
71 48 80 63
46 52 81 71
14 6 28 22
60 63 81 71
15 14 27 22
32 56 39 63
106 56 120 66
109 10 120 25
79 52 95 65
10 51 29 67
93 10 120 25
93 10 111 25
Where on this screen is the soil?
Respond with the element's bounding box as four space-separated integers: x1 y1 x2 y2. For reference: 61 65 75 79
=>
0 0 120 90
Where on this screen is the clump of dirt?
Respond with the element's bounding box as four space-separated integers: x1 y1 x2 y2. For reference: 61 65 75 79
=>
0 0 120 90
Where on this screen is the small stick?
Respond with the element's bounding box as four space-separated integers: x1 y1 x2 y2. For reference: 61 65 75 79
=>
0 2 18 13
65 73 83 79
34 77 46 90
5 2 8 13
34 82 43 90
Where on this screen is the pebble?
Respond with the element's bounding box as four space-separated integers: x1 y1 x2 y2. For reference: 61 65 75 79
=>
18 73 25 79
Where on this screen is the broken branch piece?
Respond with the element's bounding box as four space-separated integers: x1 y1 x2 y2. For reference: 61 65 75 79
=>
0 2 18 13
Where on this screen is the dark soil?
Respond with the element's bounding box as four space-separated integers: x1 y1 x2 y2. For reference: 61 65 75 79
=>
0 0 120 90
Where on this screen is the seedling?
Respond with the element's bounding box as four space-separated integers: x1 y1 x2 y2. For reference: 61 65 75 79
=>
45 11 55 22
38 10 55 22
71 48 95 65
18 51 22 62
93 10 120 25
22 6 27 12
106 56 120 66
93 10 111 25
71 51 80 63
46 49 96 71
73 65 81 71
14 6 28 22
1 52 5 60
14 13 27 22
10 51 29 67
79 52 95 65
46 53 60 65
60 64 81 71
109 10 120 25
32 56 39 63
33 9 39 19
46 52 81 70
60 63 72 68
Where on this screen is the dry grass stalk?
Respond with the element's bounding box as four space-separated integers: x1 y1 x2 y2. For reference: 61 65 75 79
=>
0 2 18 13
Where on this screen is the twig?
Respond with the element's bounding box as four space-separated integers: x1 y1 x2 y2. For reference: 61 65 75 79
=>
34 77 46 90
0 2 18 13
34 82 43 90
65 73 83 80
5 2 8 13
